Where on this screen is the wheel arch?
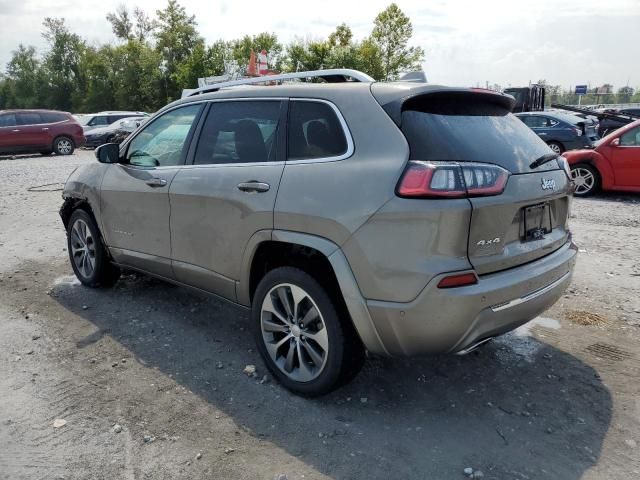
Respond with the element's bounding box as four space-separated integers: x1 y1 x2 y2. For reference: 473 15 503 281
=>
571 152 613 190
239 230 388 355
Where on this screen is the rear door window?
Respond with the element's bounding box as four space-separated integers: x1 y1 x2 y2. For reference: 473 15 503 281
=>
401 94 552 173
193 101 282 165
17 113 42 125
288 101 348 160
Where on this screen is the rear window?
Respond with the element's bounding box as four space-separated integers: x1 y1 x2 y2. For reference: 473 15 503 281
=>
40 112 67 123
401 95 553 173
288 101 348 160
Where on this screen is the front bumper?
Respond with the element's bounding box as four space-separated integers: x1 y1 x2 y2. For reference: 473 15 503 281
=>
366 240 577 356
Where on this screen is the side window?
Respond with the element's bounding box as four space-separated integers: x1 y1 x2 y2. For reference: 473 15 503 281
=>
546 118 558 127
0 114 17 127
40 112 67 123
89 116 109 126
126 104 201 167
193 101 281 165
523 116 543 128
288 101 348 160
17 113 42 125
619 127 640 147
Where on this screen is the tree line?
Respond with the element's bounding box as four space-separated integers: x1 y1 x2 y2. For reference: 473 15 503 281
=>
0 1 424 113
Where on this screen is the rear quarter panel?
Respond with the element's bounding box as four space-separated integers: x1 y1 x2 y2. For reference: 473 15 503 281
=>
274 88 408 246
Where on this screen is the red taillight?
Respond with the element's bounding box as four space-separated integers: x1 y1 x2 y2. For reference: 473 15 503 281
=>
437 272 478 288
397 161 509 198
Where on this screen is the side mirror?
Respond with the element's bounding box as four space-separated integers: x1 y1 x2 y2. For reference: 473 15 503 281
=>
95 143 121 163
610 138 620 147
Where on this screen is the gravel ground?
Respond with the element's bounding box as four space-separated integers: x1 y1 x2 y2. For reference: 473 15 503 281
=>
1 150 639 480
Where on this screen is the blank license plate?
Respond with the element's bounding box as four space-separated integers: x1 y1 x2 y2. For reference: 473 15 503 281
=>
523 203 552 241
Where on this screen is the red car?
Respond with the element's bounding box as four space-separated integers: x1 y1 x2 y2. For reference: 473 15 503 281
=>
0 109 85 156
564 119 640 196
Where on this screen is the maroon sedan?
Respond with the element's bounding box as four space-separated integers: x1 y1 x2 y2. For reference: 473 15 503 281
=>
0 109 85 156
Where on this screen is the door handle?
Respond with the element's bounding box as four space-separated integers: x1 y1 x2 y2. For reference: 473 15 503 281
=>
42 127 49 131
11 129 20 132
145 177 167 187
237 181 270 193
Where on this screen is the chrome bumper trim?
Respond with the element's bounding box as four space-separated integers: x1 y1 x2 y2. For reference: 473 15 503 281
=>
490 271 571 313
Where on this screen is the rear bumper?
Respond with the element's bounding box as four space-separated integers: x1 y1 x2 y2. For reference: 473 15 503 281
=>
365 240 577 356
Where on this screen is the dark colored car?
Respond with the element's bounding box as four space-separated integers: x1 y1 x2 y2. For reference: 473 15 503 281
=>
78 111 149 132
597 108 640 137
564 119 640 196
0 109 85 156
516 111 599 154
84 117 147 147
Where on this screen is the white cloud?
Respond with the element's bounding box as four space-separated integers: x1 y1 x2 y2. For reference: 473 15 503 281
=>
0 0 638 88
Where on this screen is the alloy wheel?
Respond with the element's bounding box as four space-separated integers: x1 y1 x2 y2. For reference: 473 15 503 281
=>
57 139 73 154
548 143 562 155
260 283 329 382
70 219 96 278
571 167 595 195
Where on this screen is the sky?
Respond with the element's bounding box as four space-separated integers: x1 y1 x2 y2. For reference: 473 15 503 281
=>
0 0 639 89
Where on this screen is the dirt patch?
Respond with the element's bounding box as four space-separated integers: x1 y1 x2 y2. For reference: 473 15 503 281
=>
565 310 610 326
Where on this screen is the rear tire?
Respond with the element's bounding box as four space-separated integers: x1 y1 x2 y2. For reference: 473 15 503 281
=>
53 136 75 155
547 141 564 155
570 163 600 197
252 266 364 397
67 209 120 287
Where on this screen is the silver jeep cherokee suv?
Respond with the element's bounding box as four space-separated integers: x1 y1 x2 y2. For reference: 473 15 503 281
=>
60 69 577 396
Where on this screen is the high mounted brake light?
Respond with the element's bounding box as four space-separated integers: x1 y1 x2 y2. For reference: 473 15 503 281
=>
397 161 509 198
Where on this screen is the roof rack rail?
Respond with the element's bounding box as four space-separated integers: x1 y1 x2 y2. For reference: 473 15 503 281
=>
186 69 375 97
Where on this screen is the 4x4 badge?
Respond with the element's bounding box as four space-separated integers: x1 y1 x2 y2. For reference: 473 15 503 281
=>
541 178 556 190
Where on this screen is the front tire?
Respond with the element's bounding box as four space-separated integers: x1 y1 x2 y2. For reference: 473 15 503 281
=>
67 209 120 287
53 136 75 155
547 141 564 155
571 163 600 197
252 267 363 397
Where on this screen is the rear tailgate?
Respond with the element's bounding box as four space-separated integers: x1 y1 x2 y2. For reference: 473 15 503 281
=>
467 170 570 274
391 89 572 275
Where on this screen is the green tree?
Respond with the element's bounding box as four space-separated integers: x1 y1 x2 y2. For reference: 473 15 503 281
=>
371 3 424 80
328 23 353 48
155 0 201 100
5 45 44 107
106 5 133 41
41 17 89 111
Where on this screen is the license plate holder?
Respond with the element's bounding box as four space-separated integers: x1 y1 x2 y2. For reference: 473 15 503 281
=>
523 203 552 241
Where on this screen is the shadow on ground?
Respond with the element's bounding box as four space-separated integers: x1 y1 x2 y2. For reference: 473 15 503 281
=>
48 271 611 479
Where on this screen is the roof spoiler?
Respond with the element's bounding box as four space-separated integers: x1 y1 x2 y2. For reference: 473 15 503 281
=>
371 84 515 126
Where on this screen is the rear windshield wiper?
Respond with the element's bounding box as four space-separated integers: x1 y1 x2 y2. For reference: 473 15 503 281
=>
529 153 559 170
